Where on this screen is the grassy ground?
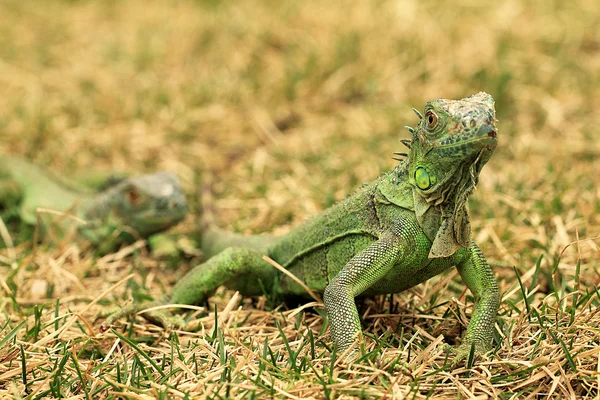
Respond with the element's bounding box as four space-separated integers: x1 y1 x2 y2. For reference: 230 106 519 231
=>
1 0 599 398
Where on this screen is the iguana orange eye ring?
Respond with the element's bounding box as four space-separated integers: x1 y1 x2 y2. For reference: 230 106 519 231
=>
127 189 140 205
425 111 438 129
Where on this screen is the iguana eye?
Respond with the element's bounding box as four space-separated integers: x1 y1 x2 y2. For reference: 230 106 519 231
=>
126 189 140 205
425 111 438 129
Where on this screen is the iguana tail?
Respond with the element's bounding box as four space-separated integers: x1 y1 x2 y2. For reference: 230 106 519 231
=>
199 175 216 234
198 174 274 259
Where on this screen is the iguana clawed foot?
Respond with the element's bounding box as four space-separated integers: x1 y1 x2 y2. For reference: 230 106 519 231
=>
442 340 489 368
99 298 187 332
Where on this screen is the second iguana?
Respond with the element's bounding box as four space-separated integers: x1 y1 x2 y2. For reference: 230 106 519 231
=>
103 92 500 364
0 156 188 246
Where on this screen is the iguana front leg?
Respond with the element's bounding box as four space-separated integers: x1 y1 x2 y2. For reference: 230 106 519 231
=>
324 234 403 354
449 242 499 363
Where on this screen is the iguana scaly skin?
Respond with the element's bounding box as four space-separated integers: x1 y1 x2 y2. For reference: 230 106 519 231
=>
0 156 188 245
103 92 500 364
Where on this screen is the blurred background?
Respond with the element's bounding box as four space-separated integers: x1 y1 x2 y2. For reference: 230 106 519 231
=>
1 0 598 266
1 0 599 396
1 0 599 283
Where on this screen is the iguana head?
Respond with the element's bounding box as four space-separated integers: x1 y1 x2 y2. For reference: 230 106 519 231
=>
405 92 498 257
407 92 497 196
82 172 188 240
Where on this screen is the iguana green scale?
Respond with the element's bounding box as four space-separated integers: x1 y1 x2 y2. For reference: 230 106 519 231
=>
102 92 500 364
0 156 188 245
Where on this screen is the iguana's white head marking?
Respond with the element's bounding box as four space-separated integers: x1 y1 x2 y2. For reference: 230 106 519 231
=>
159 184 174 197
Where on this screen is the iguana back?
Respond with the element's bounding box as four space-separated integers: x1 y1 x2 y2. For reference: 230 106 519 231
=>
0 156 83 224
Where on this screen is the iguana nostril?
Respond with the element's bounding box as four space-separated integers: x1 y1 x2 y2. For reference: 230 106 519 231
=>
476 124 496 138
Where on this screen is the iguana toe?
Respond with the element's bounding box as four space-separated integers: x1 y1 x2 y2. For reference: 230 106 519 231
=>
99 298 186 332
442 341 488 369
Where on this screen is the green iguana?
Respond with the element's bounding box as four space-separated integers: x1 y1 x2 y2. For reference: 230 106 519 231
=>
0 156 188 246
102 92 500 364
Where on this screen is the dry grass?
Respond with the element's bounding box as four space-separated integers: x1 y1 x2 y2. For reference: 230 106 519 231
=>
1 0 600 398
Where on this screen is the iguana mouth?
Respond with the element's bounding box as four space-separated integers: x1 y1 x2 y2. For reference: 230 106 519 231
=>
438 137 493 149
438 124 497 150
136 212 186 225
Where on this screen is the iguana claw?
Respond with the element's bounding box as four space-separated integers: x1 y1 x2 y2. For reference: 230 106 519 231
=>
442 341 488 369
98 299 187 332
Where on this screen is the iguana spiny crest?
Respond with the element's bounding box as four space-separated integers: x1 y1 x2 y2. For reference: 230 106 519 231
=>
402 92 498 258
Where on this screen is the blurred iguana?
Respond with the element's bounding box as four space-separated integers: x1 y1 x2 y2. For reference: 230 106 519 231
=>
0 156 188 247
103 92 500 365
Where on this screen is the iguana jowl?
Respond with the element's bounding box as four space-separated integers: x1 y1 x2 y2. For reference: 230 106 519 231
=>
0 156 188 245
104 92 500 363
